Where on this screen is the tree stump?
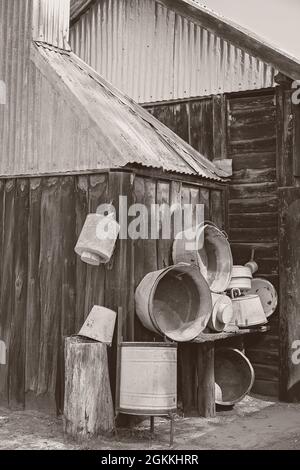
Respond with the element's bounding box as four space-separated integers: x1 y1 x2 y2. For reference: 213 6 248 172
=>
63 336 114 439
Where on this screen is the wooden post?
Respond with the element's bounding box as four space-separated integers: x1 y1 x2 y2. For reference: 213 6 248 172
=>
197 343 216 418
279 188 300 402
178 344 197 416
63 336 114 439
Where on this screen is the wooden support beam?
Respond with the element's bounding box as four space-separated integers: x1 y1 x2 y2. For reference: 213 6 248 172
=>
197 343 216 418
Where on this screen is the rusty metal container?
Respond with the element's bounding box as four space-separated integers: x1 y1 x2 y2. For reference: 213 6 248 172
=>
135 264 212 342
172 223 233 293
78 306 117 345
119 342 177 416
228 266 252 291
75 214 120 266
215 348 255 406
231 293 267 328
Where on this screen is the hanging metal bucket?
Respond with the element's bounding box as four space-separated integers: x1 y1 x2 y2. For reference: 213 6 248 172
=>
135 264 212 342
172 222 233 293
215 348 255 406
75 213 120 266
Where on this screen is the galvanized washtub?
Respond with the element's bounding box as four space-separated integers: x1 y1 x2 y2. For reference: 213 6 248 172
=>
119 342 177 416
215 348 255 406
135 264 212 342
172 223 233 293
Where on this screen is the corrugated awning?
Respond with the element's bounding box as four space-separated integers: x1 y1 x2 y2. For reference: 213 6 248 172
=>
32 42 226 181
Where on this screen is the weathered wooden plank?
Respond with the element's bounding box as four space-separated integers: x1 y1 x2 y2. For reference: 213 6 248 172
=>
251 364 279 382
149 102 190 144
190 99 214 161
276 87 294 187
212 95 227 161
105 172 134 400
230 195 278 214
133 176 160 342
105 172 134 339
230 227 277 243
84 174 108 315
229 94 276 113
197 343 215 418
246 349 279 367
25 179 42 402
8 180 29 409
229 136 276 155
279 188 300 401
251 379 279 398
178 343 197 416
0 180 15 407
56 176 77 415
230 242 278 262
157 180 171 270
0 181 4 312
232 168 277 184
229 213 278 229
246 334 279 351
229 122 276 145
210 190 224 229
199 188 210 219
230 183 277 200
293 100 300 178
38 178 62 408
231 244 279 275
74 176 89 332
190 186 200 228
232 152 276 171
170 180 182 246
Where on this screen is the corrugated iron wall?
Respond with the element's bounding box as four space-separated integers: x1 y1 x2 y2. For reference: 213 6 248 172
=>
32 0 70 50
70 0 276 103
0 0 32 176
0 0 72 177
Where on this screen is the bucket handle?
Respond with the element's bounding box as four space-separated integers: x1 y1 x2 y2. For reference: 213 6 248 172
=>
231 288 241 299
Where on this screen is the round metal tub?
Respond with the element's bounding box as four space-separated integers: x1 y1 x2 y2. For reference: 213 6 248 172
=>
119 342 177 416
215 348 255 406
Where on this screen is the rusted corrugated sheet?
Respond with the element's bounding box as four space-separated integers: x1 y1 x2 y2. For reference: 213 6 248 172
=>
29 43 223 179
1 15 223 181
70 0 276 104
32 0 71 50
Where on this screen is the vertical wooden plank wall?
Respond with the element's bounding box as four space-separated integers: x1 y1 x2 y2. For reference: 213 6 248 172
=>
148 89 280 398
227 92 280 398
279 188 300 401
0 172 225 413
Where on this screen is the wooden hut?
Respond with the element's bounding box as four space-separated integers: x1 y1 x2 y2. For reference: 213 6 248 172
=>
70 0 300 401
0 0 227 414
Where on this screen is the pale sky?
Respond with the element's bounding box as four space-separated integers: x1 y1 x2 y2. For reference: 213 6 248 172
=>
194 0 300 61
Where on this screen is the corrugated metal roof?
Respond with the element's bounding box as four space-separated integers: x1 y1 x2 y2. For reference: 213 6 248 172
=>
190 0 300 64
30 42 224 180
69 0 275 104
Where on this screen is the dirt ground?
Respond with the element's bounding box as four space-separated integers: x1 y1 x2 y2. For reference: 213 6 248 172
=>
1 396 300 450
